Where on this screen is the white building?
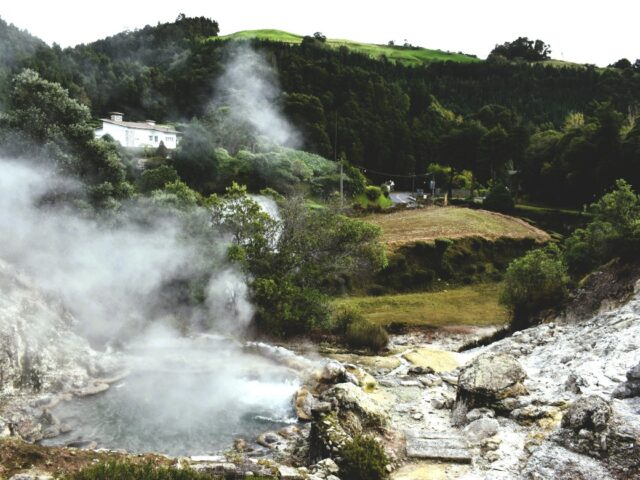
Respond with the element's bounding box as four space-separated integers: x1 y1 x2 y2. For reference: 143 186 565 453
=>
94 112 180 150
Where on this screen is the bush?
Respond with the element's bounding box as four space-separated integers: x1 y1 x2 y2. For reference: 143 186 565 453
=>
500 245 569 329
137 165 179 193
332 305 364 334
345 318 389 352
67 461 210 480
483 184 514 212
365 185 382 201
340 435 389 480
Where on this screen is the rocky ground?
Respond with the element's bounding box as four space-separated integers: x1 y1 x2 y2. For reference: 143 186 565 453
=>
2 256 640 479
324 284 640 479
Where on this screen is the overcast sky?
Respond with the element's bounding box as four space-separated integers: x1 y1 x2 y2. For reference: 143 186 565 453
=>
2 1 638 66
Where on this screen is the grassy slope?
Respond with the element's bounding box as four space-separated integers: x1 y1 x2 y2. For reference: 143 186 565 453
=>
364 206 550 248
335 283 508 328
216 29 480 66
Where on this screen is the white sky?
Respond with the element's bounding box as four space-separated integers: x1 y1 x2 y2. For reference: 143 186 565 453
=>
2 0 638 66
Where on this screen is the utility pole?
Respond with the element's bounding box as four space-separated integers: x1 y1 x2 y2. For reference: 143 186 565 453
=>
335 111 343 208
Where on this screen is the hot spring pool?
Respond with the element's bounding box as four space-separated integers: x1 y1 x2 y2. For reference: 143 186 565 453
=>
42 333 302 456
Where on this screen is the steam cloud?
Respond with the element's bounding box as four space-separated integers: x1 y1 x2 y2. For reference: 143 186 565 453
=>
0 158 252 343
216 43 300 147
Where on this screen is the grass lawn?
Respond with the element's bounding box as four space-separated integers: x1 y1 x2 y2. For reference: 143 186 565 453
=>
214 30 480 66
363 206 549 247
334 283 508 329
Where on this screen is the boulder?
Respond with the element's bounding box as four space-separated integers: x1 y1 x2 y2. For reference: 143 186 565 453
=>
294 388 316 421
561 395 611 433
612 361 640 398
322 382 388 428
278 465 303 479
319 361 346 385
553 395 640 476
452 352 527 424
522 442 615 480
463 417 499 444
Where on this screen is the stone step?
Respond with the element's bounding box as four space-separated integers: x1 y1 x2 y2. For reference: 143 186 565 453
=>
405 432 472 463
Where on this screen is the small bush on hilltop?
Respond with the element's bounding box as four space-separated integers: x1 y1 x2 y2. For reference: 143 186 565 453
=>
340 435 389 480
500 244 569 329
365 185 382 201
482 184 514 213
564 179 640 274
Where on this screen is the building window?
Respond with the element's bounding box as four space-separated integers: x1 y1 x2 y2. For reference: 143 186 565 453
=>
149 135 153 141
154 136 158 142
166 136 174 142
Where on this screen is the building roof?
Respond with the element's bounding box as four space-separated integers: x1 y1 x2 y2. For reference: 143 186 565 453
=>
100 118 180 134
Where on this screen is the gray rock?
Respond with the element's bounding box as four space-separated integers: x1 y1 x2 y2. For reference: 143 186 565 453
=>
522 443 614 479
564 373 586 394
463 417 499 443
405 432 472 463
316 458 339 474
322 382 388 427
612 361 640 398
278 465 303 479
453 352 527 424
9 475 53 480
192 463 237 475
561 395 611 432
465 408 495 423
320 361 346 384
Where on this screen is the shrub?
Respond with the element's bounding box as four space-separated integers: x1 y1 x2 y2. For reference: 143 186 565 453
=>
483 184 514 212
564 221 616 275
137 165 179 193
365 185 382 201
345 318 389 352
67 461 210 480
500 245 569 329
340 435 389 480
332 305 364 334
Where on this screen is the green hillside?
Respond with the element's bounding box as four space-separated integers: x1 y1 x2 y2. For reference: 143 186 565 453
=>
216 29 481 66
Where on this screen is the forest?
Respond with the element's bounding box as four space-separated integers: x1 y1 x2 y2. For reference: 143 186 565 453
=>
1 14 640 208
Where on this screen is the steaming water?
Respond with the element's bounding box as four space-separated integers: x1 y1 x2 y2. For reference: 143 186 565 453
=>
42 333 301 456
249 194 281 222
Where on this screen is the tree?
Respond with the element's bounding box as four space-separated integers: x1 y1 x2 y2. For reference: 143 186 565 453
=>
489 37 551 61
479 126 511 183
210 186 386 336
610 58 632 69
173 120 219 193
1 69 129 201
438 120 486 197
500 245 569 329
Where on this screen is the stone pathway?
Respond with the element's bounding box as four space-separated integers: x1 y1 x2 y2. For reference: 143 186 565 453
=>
405 432 472 464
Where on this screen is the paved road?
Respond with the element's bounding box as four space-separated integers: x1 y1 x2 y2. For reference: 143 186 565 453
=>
390 191 415 204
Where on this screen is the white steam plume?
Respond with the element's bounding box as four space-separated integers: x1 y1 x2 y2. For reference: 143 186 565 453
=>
0 158 250 342
216 43 300 147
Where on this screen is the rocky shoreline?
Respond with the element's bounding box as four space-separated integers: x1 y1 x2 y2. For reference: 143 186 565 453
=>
2 257 640 479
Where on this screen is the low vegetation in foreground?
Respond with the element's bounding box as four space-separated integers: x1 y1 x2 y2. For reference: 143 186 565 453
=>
67 462 211 480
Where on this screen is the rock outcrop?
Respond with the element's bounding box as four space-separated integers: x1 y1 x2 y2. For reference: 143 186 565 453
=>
612 361 640 399
452 352 527 424
0 259 116 442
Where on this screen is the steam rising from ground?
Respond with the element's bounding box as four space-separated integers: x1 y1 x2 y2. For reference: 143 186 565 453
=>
216 44 300 148
0 158 250 342
0 158 302 453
